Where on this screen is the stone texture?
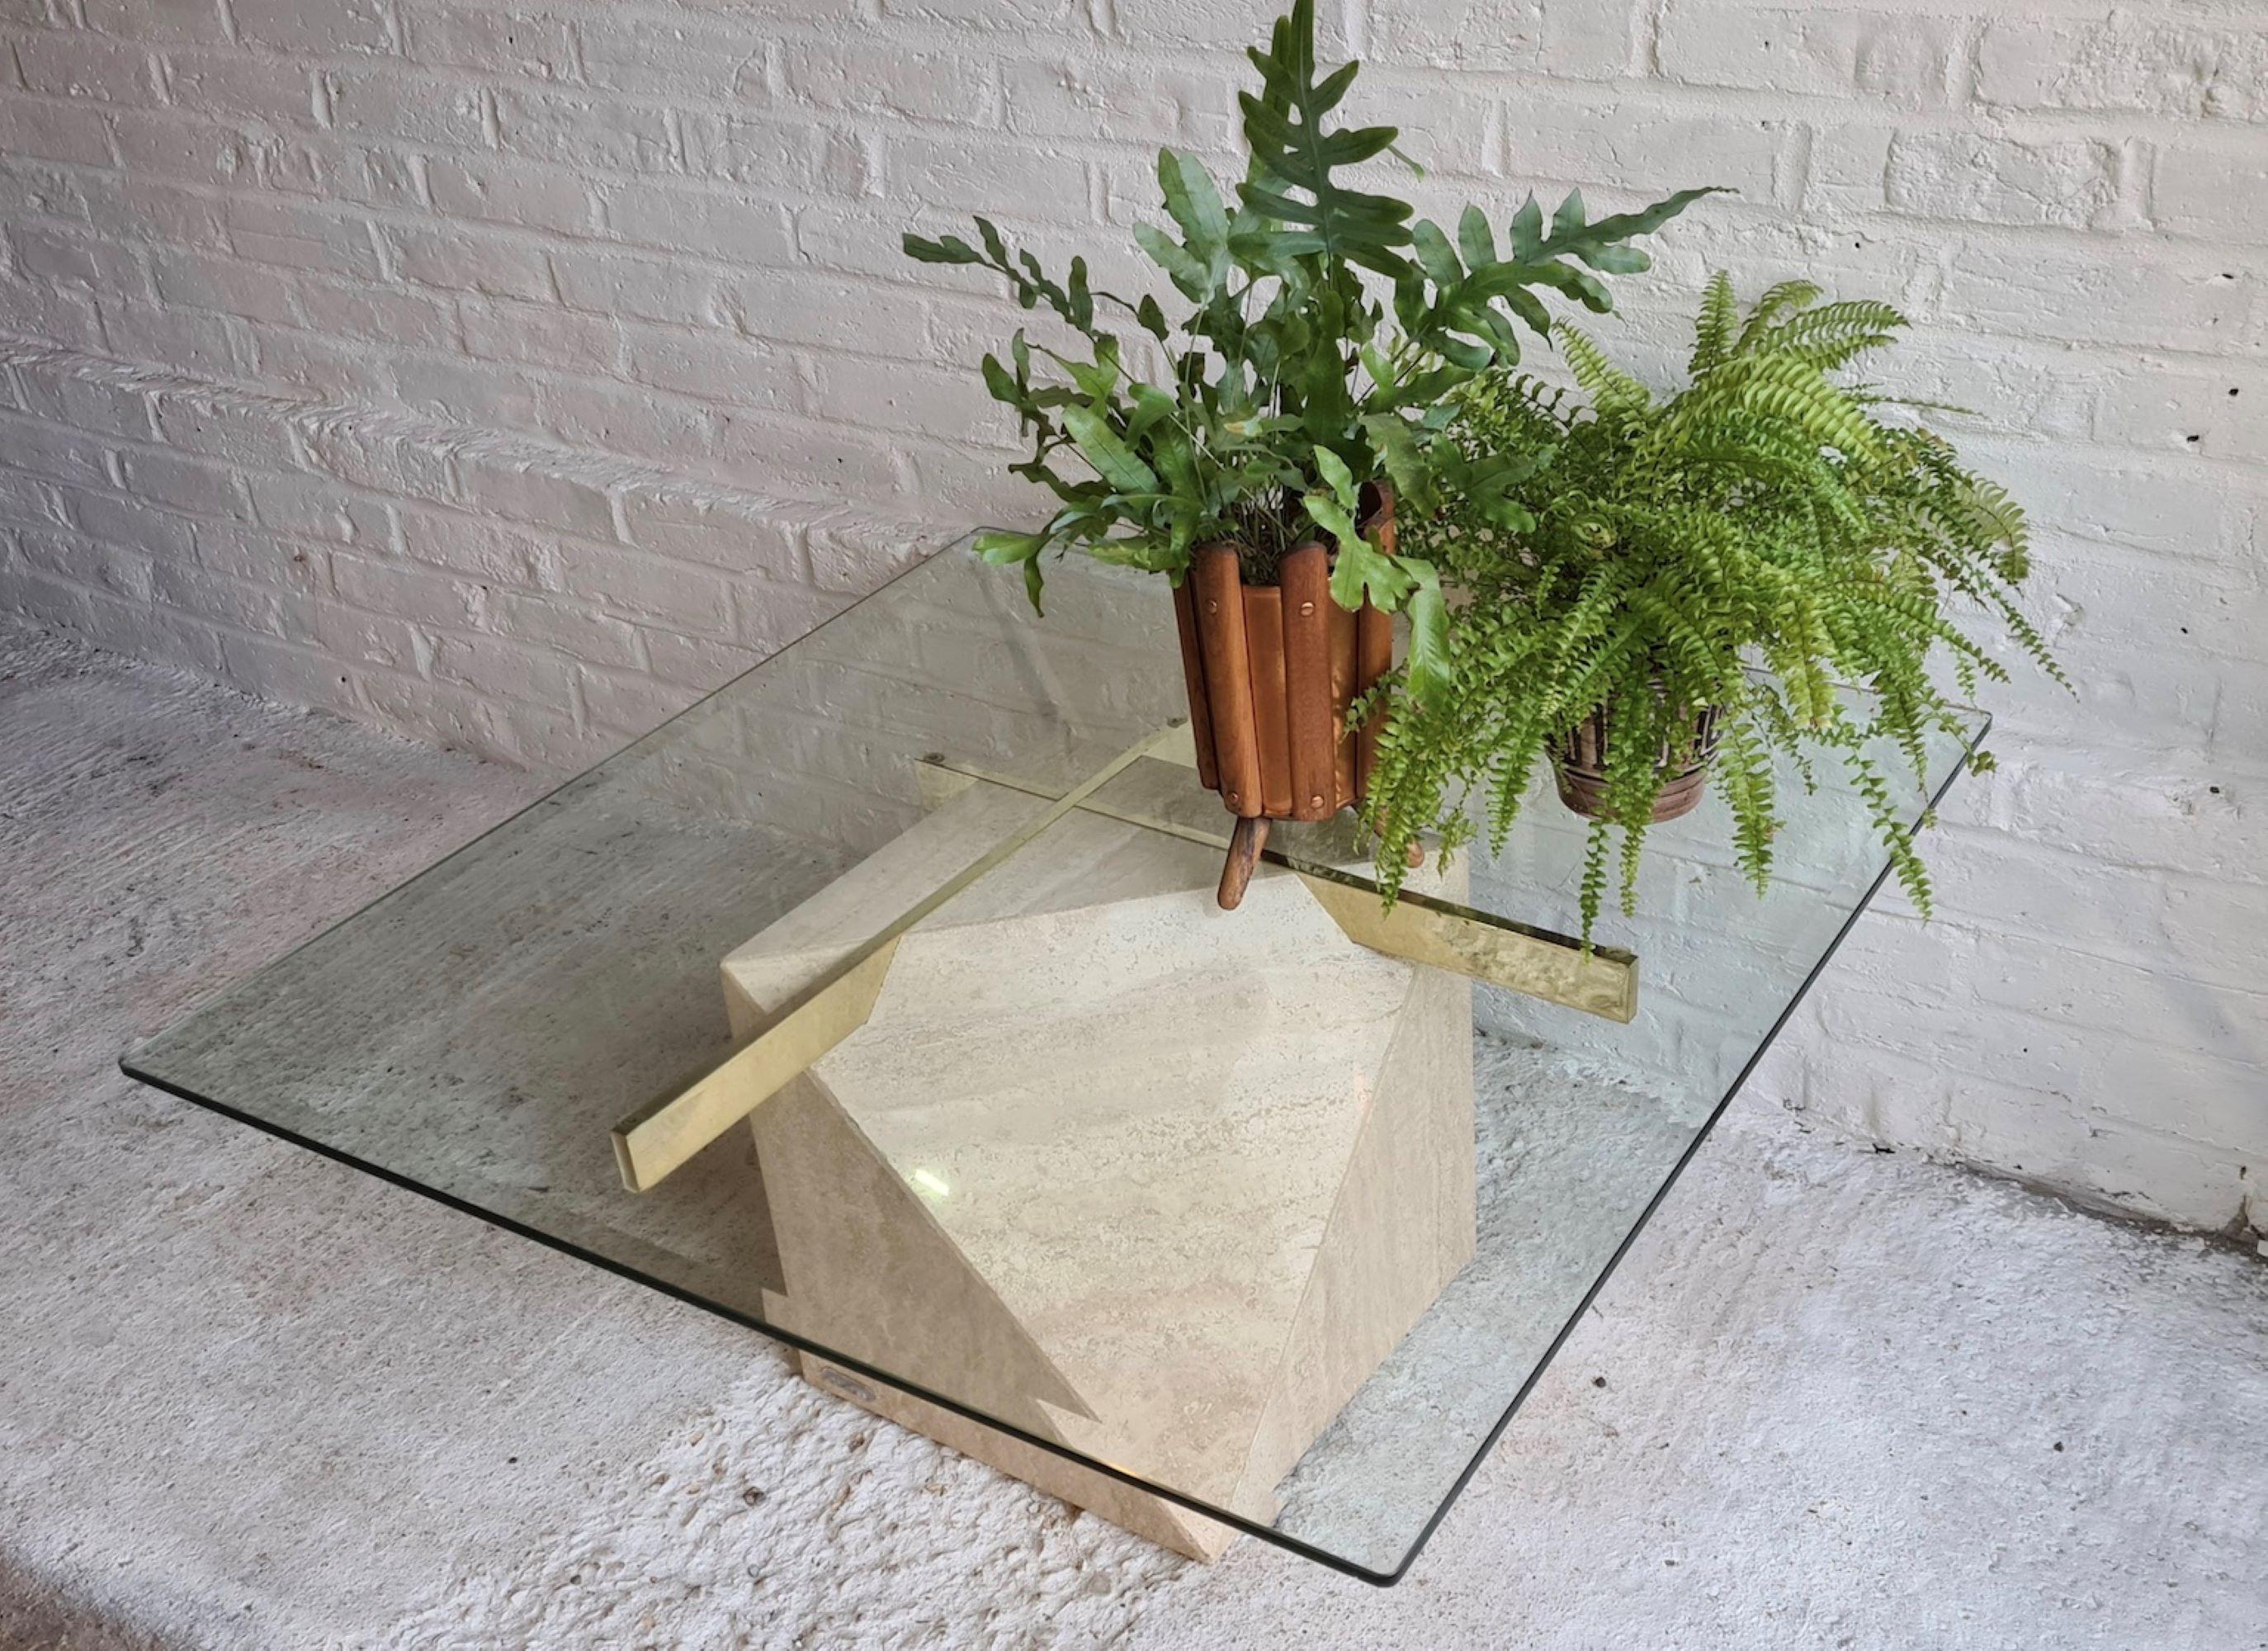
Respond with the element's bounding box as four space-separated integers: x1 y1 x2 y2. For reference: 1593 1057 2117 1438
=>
721 772 1474 1551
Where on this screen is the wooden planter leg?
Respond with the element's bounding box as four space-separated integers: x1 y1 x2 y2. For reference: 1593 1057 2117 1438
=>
1217 816 1269 911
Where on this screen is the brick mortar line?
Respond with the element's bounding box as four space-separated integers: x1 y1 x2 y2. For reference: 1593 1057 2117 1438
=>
0 329 958 532
7 239 2262 456
15 315 2253 513
14 63 2266 194
10 144 2261 302
16 36 2268 154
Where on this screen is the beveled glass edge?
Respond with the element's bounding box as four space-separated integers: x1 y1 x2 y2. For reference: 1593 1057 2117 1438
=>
115 531 1997 1586
114 1058 1398 1582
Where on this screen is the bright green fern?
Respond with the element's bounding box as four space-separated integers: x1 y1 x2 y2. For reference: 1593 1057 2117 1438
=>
1363 272 2064 942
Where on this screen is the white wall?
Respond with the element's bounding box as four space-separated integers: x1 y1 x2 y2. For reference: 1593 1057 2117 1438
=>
0 0 2260 1239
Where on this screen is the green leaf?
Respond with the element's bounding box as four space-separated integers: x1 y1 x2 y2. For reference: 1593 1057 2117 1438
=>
1550 189 1589 244
1321 123 1400 167
1151 419 1198 498
1580 244 1651 275
904 232 981 264
1061 405 1160 493
1501 286 1552 337
1310 486 1359 556
1508 194 1544 260
1443 444 1543 532
1410 219 1464 289
1689 269 1738 375
1133 223 1211 300
1401 565 1451 707
1067 257 1094 329
975 529 1046 564
1456 204 1497 270
975 529 1050 614
1124 381 1178 445
1361 412 1435 515
1083 536 1186 574
1235 0 1415 279
1309 57 1358 113
1435 332 1491 370
1158 149 1231 267
1547 186 1724 253
1325 529 1411 613
980 354 1040 429
1311 444 1358 511
1062 335 1121 403
1227 225 1321 275
1399 365 1470 408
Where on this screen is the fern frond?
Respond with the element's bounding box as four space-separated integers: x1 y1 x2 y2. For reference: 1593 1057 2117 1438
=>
1689 269 1738 377
1768 299 1906 371
1363 270 2059 942
1555 323 1651 419
1732 279 1821 354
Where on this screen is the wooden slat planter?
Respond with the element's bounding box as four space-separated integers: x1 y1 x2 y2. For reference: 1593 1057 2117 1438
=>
1170 485 1399 909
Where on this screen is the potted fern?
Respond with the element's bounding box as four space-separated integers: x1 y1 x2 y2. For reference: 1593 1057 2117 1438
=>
1363 274 2064 941
905 0 1711 906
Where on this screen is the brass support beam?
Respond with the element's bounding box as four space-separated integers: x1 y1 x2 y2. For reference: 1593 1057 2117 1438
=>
611 939 899 1194
916 752 1639 1024
1292 870 1637 1024
612 725 1184 1193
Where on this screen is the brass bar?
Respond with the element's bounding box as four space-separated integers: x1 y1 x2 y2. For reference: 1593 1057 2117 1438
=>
913 753 1641 1024
613 940 900 1194
1295 872 1638 1024
613 725 1185 1191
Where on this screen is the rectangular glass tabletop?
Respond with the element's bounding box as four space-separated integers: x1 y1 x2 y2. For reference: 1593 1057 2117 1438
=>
122 540 1985 1584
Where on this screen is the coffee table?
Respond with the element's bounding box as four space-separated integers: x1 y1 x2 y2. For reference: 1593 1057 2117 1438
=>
122 541 1985 1585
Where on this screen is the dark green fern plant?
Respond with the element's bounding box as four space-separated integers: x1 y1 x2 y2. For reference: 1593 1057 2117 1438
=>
1363 272 2064 940
905 0 1711 696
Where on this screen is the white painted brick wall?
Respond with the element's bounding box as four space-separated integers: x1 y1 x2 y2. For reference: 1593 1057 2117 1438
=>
0 0 2260 1240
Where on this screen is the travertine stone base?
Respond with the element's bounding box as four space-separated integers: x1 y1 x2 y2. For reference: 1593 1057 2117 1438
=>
795 1352 1242 1562
721 765 1476 1559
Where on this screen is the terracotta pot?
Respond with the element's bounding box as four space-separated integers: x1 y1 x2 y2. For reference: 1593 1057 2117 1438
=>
1552 701 1723 824
1170 485 1396 907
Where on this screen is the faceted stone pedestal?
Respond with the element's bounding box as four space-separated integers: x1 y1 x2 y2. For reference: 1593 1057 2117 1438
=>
721 765 1477 1560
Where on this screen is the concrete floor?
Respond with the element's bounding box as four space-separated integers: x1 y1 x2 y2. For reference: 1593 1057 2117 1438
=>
2 616 2262 1650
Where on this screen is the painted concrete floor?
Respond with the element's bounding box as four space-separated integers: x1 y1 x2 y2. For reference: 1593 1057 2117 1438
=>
2 617 2262 1650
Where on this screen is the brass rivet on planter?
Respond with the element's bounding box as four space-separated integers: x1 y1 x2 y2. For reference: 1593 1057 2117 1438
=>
1225 791 1240 807
1298 600 1315 616
1205 599 1219 614
1309 793 1324 808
